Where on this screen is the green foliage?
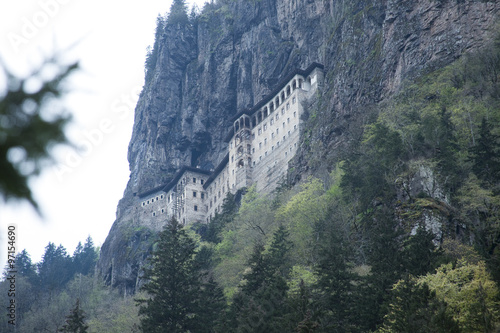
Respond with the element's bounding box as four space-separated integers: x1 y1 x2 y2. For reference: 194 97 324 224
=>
0 58 77 210
136 217 225 332
144 15 164 83
59 299 89 333
166 0 189 26
377 277 459 333
419 260 500 332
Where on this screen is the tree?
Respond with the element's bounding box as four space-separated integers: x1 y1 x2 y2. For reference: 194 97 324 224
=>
166 0 189 26
469 117 500 183
377 278 459 333
73 236 98 276
59 299 88 333
136 217 224 332
37 243 73 296
419 260 500 332
0 58 77 210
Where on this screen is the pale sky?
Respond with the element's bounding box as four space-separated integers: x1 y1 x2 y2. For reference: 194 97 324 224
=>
0 0 208 267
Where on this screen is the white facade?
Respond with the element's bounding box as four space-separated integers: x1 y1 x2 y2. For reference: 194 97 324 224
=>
137 64 323 226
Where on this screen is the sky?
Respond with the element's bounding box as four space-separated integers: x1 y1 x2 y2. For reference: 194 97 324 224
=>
0 0 208 267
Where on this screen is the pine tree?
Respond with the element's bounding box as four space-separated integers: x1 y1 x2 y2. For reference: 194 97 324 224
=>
166 0 189 26
59 299 89 333
469 117 500 183
137 217 225 332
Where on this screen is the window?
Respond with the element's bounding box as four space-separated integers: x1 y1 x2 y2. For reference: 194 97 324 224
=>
283 122 285 128
259 156 262 161
201 179 204 185
161 194 164 199
252 148 255 153
292 97 296 104
168 197 170 203
193 178 196 183
156 196 159 200
276 114 279 120
276 128 279 134
253 161 256 166
193 191 197 198
258 128 262 135
294 125 297 130
264 138 267 145
271 133 274 139
287 103 290 110
201 193 204 199
294 112 296 117
283 136 286 141
147 200 149 204
152 212 156 217
288 131 291 136
264 124 267 131
287 118 290 123
265 151 268 156
270 119 274 125
259 142 262 149
194 205 198 211
210 201 212 208
142 202 145 206
151 198 154 202
281 108 285 115
272 146 274 151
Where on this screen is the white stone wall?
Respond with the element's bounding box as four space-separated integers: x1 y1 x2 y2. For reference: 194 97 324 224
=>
205 165 231 222
136 65 323 225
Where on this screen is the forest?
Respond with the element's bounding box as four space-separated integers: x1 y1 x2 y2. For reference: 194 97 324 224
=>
2 0 500 331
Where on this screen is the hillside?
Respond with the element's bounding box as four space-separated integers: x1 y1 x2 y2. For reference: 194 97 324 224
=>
97 0 499 296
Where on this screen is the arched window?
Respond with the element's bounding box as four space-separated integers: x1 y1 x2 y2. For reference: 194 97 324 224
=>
270 102 274 112
275 96 280 107
235 122 240 132
238 159 244 168
292 80 297 90
299 78 303 88
237 146 244 155
281 91 285 102
263 108 268 118
286 85 291 96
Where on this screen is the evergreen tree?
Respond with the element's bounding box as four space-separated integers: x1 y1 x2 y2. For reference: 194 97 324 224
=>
73 236 98 276
314 225 358 332
377 278 459 333
166 0 189 26
59 299 89 333
137 217 224 332
37 243 73 295
229 226 293 332
469 117 500 183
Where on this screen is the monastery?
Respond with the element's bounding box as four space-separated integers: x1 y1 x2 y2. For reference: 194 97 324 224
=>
137 63 324 227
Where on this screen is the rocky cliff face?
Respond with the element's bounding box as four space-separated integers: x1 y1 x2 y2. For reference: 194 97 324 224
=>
97 0 499 293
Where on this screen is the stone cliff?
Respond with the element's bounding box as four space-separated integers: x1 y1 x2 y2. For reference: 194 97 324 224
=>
97 0 499 293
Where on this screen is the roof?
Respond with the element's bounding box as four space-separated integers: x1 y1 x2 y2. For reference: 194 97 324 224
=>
229 62 324 123
138 166 211 198
203 153 229 189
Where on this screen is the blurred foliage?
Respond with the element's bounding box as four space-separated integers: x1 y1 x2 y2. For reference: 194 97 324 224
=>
0 58 77 210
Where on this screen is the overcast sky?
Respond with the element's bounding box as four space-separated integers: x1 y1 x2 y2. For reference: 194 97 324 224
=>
0 0 208 267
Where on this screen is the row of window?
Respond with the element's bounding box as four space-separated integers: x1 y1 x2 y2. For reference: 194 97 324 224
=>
141 194 165 206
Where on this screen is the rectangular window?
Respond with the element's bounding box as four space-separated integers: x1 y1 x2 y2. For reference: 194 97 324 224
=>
283 122 285 128
287 103 290 110
201 179 204 185
287 118 290 123
194 205 198 211
193 178 196 183
193 191 197 197
264 124 267 131
281 108 285 115
252 148 255 153
292 97 296 104
294 112 296 117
